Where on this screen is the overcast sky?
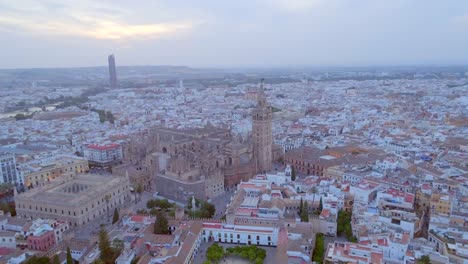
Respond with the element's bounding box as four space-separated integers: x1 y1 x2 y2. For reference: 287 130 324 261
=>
1 0 468 69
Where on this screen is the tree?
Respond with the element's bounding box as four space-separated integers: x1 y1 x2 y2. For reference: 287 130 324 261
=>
112 208 119 224
154 212 170 234
23 256 50 264
310 186 318 194
187 198 216 218
312 233 325 262
206 243 225 263
417 255 431 264
299 197 303 216
113 238 124 252
66 246 73 264
136 183 143 201
291 166 296 181
53 254 60 264
14 113 33 120
106 111 115 124
337 210 355 240
98 227 113 262
201 202 216 218
318 197 323 213
301 200 309 222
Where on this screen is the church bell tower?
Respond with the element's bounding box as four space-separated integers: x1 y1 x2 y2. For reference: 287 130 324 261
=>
252 79 273 173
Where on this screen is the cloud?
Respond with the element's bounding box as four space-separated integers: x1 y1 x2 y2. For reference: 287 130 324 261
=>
0 0 194 40
266 0 326 13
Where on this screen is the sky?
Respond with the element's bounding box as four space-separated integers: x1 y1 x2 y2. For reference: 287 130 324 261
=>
1 0 468 69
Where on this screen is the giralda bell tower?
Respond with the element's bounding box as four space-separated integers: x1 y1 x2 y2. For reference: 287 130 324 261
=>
252 79 273 173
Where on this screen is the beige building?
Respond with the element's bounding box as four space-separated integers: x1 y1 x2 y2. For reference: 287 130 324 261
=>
430 192 452 216
155 154 225 203
252 82 273 173
21 156 89 189
15 173 130 227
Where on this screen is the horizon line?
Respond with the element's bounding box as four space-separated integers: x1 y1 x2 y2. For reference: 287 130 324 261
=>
1 63 468 71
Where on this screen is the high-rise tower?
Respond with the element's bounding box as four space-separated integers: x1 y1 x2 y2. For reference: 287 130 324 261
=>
108 54 117 88
252 79 273 173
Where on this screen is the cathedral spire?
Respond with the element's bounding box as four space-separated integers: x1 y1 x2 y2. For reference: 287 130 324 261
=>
258 78 267 106
259 78 265 94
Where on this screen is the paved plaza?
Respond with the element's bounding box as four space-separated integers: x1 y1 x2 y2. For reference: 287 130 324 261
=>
220 256 250 264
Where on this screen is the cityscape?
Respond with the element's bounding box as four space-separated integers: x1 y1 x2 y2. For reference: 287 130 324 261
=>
0 1 468 264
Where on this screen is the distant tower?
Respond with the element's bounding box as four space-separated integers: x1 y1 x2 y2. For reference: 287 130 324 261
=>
252 79 272 173
108 54 117 88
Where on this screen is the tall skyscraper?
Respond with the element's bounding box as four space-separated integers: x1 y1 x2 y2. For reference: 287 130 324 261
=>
252 79 273 173
108 54 117 88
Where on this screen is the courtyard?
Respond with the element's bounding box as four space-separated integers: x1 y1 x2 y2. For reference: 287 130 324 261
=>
194 242 278 264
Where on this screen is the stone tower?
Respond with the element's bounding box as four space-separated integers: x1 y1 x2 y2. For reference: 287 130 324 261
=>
252 79 272 173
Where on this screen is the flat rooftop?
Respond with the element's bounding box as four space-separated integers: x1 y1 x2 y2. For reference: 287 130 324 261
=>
16 173 128 206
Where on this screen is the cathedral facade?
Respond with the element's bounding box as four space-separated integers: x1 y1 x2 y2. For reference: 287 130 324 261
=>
145 127 255 203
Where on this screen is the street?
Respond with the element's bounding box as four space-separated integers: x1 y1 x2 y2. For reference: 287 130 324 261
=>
210 189 236 220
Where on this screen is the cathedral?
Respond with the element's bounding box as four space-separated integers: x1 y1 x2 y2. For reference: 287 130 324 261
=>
144 126 256 203
120 81 279 203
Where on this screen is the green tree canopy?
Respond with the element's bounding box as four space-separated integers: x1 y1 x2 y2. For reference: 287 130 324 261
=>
417 255 431 264
206 243 225 263
312 233 325 262
23 256 51 264
154 212 170 234
66 246 73 264
98 227 113 263
53 254 60 264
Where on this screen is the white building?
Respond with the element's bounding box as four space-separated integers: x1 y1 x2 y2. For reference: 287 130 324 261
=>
0 230 16 249
202 222 279 246
83 143 123 166
0 152 22 185
7 253 27 264
262 165 292 185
